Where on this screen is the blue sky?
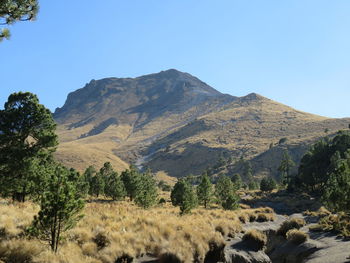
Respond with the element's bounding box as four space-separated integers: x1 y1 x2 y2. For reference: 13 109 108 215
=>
1 0 350 118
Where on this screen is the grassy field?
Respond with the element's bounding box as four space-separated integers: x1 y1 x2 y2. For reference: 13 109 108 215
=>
0 197 274 263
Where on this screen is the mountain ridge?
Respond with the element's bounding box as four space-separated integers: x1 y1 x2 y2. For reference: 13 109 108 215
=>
53 69 350 179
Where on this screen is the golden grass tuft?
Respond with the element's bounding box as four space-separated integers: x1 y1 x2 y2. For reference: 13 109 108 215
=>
286 229 308 245
277 218 306 237
0 198 275 263
242 229 267 251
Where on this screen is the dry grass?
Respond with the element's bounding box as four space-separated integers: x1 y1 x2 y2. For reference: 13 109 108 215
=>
277 218 306 237
242 229 267 251
0 199 275 263
286 229 308 245
316 213 350 238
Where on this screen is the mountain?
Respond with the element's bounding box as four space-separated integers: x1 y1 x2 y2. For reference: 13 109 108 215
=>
53 69 350 179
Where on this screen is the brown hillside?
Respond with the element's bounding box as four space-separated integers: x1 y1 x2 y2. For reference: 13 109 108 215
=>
54 70 350 177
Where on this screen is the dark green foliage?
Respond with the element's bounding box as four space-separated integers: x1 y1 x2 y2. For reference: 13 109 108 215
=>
242 160 253 181
68 168 88 198
90 173 105 198
104 171 126 201
322 151 350 213
158 180 172 192
171 179 198 214
0 92 58 201
159 197 166 204
134 172 158 209
215 175 240 210
83 166 96 196
197 173 213 208
278 150 295 185
0 0 39 41
231 173 242 189
120 166 141 201
248 180 259 190
29 165 84 252
260 177 277 192
222 193 240 210
298 131 350 192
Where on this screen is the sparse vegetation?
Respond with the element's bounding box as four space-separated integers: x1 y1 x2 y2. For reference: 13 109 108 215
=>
242 229 267 251
0 198 277 262
277 218 306 237
286 229 308 244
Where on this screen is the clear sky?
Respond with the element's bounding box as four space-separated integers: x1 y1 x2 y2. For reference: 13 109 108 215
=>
1 1 350 118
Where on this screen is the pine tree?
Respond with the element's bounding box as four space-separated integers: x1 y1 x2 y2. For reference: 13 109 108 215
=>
104 171 126 201
90 172 105 198
215 175 240 210
197 173 213 208
0 92 58 202
171 179 198 214
0 0 39 41
260 177 277 192
29 165 84 252
322 151 350 213
278 150 295 185
231 173 243 189
121 167 141 201
180 183 198 215
134 172 158 209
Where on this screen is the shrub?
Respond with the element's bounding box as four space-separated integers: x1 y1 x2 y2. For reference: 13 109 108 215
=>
242 229 267 251
286 229 308 244
257 213 275 222
277 218 306 237
159 198 166 204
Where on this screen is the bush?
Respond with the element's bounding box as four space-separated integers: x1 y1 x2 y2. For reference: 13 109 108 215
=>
318 213 350 237
286 229 308 244
277 218 306 237
242 229 267 251
257 213 275 222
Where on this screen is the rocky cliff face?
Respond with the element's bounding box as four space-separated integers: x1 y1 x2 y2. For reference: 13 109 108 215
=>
54 69 350 177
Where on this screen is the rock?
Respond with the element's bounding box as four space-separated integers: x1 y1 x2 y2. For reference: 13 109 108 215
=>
224 238 272 263
269 239 321 263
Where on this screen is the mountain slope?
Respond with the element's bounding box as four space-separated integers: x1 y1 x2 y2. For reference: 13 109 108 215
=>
54 70 350 178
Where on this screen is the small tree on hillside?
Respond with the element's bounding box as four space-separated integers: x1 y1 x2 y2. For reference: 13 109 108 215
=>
278 150 295 185
322 151 350 213
29 165 84 252
197 172 213 208
260 177 277 192
231 173 243 189
134 172 158 209
105 171 126 201
215 175 240 210
121 166 141 201
171 179 198 214
90 172 105 198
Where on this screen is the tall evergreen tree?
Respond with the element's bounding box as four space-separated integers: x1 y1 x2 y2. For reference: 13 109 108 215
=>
0 92 57 201
197 173 213 208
